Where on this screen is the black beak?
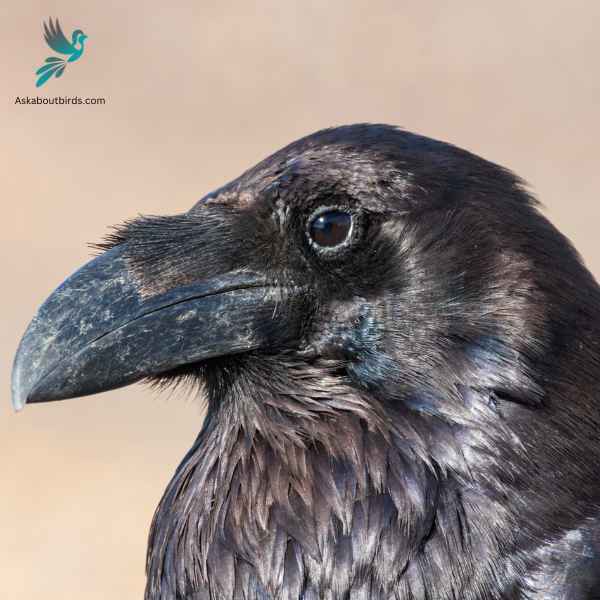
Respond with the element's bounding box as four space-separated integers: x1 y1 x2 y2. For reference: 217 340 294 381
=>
12 245 298 410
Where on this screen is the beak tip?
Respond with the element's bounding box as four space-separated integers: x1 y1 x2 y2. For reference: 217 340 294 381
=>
11 332 41 411
12 399 26 413
11 361 29 412
11 382 28 412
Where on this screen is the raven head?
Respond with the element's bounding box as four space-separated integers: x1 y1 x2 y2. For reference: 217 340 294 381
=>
13 124 600 598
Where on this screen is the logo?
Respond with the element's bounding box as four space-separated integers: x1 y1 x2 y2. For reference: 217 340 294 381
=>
35 18 88 88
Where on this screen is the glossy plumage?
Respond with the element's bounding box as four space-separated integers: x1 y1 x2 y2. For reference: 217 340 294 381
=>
13 125 600 598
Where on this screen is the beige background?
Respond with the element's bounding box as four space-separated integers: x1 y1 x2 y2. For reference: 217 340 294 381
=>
1 2 599 598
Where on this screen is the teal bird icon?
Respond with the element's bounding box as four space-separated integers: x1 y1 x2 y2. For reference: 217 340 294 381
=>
35 18 87 88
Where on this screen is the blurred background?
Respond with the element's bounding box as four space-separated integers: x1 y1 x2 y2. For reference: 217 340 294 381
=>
1 1 599 597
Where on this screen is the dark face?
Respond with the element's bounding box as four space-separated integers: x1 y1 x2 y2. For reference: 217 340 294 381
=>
14 125 600 600
12 124 588 423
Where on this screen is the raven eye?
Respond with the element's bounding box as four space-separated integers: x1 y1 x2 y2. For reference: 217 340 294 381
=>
308 210 353 249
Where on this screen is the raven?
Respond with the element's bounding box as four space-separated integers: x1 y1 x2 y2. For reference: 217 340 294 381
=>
12 124 600 599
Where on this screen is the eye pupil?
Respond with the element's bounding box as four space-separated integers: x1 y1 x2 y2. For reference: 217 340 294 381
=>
309 210 352 248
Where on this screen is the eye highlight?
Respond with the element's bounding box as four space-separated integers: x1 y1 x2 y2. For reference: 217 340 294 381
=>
307 209 353 249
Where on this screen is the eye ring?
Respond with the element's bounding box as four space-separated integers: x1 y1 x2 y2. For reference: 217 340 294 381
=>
305 205 358 255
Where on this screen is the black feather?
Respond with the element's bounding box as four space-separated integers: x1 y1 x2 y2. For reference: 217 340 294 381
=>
105 124 600 599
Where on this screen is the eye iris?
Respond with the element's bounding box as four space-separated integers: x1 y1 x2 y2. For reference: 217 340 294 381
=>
309 211 352 248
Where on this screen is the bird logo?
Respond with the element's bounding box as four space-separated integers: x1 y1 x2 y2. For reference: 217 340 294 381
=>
35 18 88 88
